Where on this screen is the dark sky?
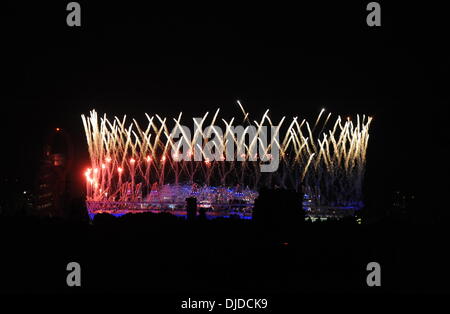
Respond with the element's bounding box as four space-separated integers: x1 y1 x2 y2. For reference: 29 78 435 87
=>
3 2 449 206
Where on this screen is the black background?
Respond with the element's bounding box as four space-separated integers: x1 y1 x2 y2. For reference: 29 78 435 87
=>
2 0 450 301
4 2 449 209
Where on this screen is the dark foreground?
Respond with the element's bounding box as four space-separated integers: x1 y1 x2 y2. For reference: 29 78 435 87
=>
0 212 449 296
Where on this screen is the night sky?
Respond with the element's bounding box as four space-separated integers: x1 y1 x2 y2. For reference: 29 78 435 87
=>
3 2 449 210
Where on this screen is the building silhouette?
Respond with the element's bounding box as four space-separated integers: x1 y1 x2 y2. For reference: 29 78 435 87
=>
35 128 74 217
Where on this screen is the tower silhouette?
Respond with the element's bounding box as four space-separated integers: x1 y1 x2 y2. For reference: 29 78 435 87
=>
35 128 74 217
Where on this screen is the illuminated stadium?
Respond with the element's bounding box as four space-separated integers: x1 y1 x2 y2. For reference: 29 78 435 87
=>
82 103 372 219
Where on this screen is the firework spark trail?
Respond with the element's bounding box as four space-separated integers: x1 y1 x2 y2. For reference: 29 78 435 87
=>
82 104 372 208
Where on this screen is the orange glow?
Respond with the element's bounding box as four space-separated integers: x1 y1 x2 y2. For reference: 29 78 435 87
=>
55 128 61 132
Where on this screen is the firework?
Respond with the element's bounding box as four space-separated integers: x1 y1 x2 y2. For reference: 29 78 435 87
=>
82 103 372 216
